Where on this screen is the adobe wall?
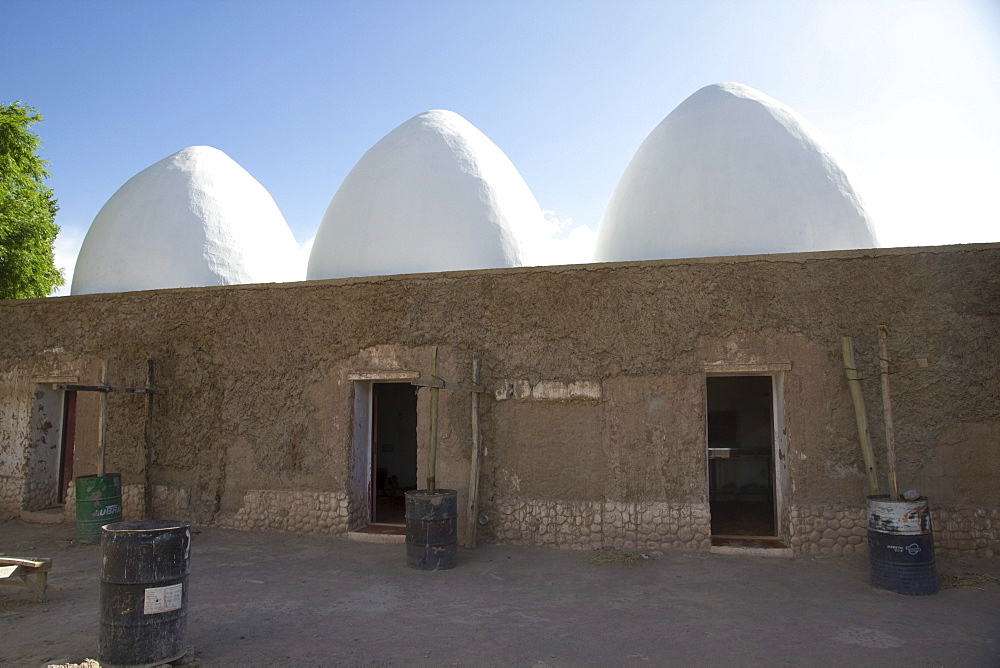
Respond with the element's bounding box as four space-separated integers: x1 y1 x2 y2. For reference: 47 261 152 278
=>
0 244 997 555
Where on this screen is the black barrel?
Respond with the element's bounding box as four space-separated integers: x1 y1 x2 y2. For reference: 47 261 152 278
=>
75 474 122 543
100 520 192 666
866 495 938 595
405 489 458 570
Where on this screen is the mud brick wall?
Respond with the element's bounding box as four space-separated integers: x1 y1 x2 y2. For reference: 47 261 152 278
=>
1 244 997 554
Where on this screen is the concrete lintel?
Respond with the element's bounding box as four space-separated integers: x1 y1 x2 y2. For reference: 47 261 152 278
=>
347 370 420 381
702 363 792 375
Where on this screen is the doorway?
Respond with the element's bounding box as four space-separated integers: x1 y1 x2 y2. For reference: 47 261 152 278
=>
706 376 776 539
370 383 418 524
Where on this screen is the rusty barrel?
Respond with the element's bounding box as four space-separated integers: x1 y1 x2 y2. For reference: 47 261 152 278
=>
100 520 191 666
75 474 122 543
866 495 938 595
405 489 458 570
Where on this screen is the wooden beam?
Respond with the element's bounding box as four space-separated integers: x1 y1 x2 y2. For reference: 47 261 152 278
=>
427 347 440 495
878 325 900 499
98 362 109 477
841 336 880 495
52 384 164 394
465 354 483 549
144 359 155 520
411 377 485 393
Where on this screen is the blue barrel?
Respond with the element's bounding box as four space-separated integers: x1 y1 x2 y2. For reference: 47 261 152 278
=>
405 489 458 570
866 496 938 595
100 520 191 666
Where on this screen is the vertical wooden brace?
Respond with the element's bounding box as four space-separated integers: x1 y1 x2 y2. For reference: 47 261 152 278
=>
143 359 155 520
878 325 900 499
841 337 880 495
465 354 483 548
97 361 109 477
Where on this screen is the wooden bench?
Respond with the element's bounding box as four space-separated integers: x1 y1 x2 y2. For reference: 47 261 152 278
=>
0 557 52 602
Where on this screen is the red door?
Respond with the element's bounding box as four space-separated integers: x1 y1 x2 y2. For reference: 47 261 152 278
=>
58 391 77 504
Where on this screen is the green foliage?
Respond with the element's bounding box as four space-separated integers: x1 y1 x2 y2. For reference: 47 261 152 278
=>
0 101 64 299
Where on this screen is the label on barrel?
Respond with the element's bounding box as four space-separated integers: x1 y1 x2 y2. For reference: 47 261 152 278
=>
143 583 183 615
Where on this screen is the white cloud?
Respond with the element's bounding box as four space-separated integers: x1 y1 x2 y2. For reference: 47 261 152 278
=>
520 211 597 267
843 98 1000 248
50 227 85 297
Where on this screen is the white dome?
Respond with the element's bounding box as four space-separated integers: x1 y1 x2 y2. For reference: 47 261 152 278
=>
72 146 301 295
307 110 543 279
594 82 878 262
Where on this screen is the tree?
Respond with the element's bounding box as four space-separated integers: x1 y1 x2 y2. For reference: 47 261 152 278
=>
0 102 63 299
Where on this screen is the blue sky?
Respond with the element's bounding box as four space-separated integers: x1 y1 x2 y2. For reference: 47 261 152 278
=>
2 0 998 293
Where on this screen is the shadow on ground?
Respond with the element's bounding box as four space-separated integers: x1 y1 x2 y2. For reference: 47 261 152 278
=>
2 519 998 666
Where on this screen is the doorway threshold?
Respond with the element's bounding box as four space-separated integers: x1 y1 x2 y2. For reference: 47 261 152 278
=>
346 523 406 544
20 507 66 524
710 535 792 557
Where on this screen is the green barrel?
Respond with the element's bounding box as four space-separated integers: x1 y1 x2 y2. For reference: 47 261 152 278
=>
76 474 123 543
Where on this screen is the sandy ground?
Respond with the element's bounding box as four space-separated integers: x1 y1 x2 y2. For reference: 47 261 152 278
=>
2 518 998 667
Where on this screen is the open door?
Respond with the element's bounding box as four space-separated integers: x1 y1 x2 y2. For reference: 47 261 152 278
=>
707 376 778 542
58 391 77 504
370 383 418 525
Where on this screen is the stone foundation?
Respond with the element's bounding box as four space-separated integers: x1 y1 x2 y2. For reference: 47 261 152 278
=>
790 504 1000 557
487 499 712 551
151 485 192 520
0 476 22 517
933 507 999 557
789 504 868 554
13 480 998 557
215 489 351 535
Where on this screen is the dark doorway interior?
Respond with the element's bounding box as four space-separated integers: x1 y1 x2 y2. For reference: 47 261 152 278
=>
707 376 775 538
371 383 418 524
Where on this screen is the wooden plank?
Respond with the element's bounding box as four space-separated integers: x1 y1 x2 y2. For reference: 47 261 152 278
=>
98 361 109 477
52 384 164 394
0 557 50 569
144 359 155 520
427 347 440 494
0 558 50 602
841 336 881 495
465 354 483 549
878 325 900 499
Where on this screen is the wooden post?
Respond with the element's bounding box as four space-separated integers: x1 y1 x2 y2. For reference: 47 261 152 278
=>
427 346 440 494
841 337 880 495
878 325 900 499
97 361 109 477
143 359 155 520
465 354 483 548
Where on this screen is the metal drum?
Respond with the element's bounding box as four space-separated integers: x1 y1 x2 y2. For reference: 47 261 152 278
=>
866 495 938 595
75 474 122 543
100 520 192 666
405 489 458 570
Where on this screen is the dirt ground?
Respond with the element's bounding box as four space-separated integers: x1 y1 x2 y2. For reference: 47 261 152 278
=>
2 519 998 667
